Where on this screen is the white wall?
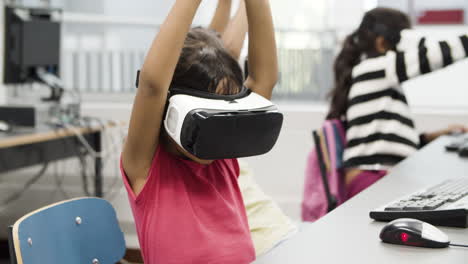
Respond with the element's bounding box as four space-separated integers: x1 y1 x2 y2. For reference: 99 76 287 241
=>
379 0 468 11
330 0 367 32
377 0 411 12
379 0 468 24
62 0 225 55
103 0 218 25
64 0 104 13
405 59 468 109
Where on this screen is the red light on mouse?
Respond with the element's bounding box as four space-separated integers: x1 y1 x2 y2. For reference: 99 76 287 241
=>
400 232 410 243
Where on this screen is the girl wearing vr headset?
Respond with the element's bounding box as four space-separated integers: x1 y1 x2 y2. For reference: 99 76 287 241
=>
327 8 468 199
121 0 277 263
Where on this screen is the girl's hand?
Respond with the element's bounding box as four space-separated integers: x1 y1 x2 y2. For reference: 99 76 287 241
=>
209 0 233 34
444 124 468 135
424 124 468 143
221 0 247 60
244 0 278 100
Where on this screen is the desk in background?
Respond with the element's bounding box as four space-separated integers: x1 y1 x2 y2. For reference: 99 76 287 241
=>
0 125 104 197
255 137 468 264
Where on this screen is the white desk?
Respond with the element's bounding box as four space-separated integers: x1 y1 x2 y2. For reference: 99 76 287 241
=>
255 136 468 264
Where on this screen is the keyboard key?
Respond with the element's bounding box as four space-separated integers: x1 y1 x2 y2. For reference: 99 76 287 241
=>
404 205 425 211
385 203 406 211
423 204 440 210
447 194 463 202
423 201 445 210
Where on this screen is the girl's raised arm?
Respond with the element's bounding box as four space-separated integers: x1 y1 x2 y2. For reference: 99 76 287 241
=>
244 0 278 99
222 0 248 60
373 31 468 86
209 0 232 34
122 0 203 194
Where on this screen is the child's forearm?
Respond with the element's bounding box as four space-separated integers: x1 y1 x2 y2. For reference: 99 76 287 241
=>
140 0 203 95
209 0 232 34
424 125 468 143
222 0 247 60
244 0 278 99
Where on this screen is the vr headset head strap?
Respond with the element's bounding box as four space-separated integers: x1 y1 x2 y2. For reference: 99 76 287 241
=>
136 70 252 101
168 86 251 101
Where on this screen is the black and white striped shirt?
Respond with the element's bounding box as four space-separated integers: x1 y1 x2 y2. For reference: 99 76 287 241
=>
344 30 468 169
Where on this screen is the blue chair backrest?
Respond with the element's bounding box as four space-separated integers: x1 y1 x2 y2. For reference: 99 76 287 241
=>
9 198 126 264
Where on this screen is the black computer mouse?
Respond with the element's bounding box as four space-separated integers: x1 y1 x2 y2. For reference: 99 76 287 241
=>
446 137 468 152
380 218 450 248
459 143 468 157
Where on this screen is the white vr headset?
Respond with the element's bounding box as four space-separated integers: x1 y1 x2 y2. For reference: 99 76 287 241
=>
164 87 283 160
136 71 283 160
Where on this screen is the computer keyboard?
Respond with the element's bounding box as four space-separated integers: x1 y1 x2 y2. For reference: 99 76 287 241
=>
370 179 468 228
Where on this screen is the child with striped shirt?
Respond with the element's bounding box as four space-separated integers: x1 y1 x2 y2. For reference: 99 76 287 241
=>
327 8 468 198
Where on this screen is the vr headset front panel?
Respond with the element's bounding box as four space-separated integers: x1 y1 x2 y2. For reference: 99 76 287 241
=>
164 91 284 160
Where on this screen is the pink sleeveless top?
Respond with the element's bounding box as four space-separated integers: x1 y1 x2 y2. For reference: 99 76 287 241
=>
121 146 255 264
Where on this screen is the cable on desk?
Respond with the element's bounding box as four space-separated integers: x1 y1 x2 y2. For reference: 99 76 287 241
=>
62 121 122 160
450 243 468 248
101 120 126 201
54 122 92 197
54 125 73 198
77 149 91 196
53 116 127 200
0 162 49 209
62 123 102 158
67 118 107 196
79 117 107 197
77 116 126 200
53 160 70 199
48 121 90 197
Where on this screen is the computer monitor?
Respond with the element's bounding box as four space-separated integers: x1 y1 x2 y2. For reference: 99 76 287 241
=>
3 6 61 84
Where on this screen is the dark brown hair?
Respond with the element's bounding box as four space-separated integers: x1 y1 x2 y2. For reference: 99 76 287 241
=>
327 8 411 119
170 27 244 95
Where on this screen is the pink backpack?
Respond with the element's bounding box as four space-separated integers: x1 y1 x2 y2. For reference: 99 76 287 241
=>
301 119 347 222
